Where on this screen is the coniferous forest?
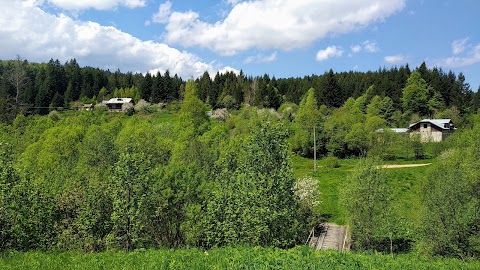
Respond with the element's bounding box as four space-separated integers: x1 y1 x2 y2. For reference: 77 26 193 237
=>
0 58 479 267
1 58 479 124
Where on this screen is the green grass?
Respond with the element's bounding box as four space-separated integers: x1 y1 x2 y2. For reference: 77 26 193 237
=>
292 155 359 224
291 155 437 226
1 247 478 270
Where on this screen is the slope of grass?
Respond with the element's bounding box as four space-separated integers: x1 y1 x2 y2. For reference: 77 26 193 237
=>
291 155 437 226
1 247 478 270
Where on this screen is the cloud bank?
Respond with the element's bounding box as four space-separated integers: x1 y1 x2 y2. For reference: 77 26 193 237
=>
164 0 405 55
45 0 146 10
0 0 235 78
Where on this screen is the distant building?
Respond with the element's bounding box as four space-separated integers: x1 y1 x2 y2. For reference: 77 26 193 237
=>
408 119 455 142
375 128 409 134
103 98 134 112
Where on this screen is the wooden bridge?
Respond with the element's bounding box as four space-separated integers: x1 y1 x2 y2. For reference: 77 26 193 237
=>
306 223 349 251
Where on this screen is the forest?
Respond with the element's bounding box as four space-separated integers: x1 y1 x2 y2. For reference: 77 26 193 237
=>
0 58 479 267
0 57 479 124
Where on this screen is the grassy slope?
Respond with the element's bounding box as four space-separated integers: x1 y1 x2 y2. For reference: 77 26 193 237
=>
292 155 436 226
1 247 478 270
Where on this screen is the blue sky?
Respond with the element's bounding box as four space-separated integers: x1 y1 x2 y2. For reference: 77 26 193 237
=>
1 0 479 90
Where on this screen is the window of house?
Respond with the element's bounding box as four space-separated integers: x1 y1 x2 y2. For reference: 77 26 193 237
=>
423 123 427 128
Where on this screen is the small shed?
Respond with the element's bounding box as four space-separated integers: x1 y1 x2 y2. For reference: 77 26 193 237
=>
408 119 455 142
104 98 134 112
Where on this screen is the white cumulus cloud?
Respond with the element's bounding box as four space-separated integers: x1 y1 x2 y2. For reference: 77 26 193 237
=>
244 52 277 64
151 1 173 24
45 0 146 10
164 0 405 55
384 55 407 64
316 46 343 62
350 40 379 54
351 45 362 53
436 43 480 68
0 0 232 78
363 40 379 53
226 0 243 6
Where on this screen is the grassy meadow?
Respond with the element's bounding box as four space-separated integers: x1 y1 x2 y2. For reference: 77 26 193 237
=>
1 247 479 270
292 155 435 226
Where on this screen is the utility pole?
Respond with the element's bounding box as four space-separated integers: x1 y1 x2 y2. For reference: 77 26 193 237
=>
313 126 316 172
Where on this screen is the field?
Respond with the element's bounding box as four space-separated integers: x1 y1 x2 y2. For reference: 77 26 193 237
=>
1 247 479 270
292 155 435 226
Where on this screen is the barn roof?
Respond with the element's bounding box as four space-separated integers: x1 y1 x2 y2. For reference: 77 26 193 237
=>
105 98 133 104
409 119 453 130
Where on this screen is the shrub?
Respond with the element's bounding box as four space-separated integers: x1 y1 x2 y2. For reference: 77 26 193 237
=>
166 101 181 112
48 110 60 121
211 108 230 121
324 156 340 168
134 99 153 113
95 103 108 111
122 103 135 116
293 175 320 210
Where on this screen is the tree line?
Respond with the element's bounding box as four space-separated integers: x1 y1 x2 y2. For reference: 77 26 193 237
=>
1 57 479 124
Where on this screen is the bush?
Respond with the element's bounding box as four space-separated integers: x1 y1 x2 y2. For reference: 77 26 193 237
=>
166 101 181 112
122 103 135 116
293 175 320 210
211 108 230 121
134 99 154 113
323 156 340 168
48 110 60 121
95 103 108 111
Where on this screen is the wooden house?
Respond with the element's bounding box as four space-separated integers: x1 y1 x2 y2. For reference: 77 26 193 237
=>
103 98 133 112
408 119 455 142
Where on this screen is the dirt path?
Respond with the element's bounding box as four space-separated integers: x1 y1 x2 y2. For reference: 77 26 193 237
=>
381 163 431 169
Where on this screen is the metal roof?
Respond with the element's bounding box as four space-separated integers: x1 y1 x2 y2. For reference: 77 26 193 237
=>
409 119 452 130
376 128 409 133
105 98 133 104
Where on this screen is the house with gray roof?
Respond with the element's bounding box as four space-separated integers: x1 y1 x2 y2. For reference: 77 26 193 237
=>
103 98 133 112
408 119 455 142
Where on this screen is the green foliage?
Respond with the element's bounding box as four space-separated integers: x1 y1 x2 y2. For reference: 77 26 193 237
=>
341 158 394 250
291 88 322 157
0 102 478 259
277 102 298 122
2 247 479 270
323 156 340 168
177 80 210 136
107 151 153 251
419 125 480 258
20 124 85 193
402 72 432 116
115 119 172 165
411 134 424 159
201 121 302 248
323 101 364 158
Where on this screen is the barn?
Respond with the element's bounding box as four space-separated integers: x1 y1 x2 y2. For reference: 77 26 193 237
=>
408 119 455 142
